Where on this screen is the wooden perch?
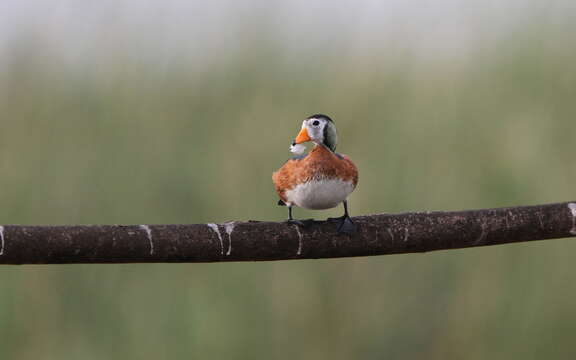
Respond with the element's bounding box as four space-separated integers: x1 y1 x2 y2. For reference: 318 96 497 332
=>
1 201 575 265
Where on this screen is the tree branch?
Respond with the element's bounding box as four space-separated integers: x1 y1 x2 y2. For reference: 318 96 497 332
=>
1 201 575 264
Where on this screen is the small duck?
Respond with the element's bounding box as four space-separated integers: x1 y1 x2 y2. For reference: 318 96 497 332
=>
272 114 359 234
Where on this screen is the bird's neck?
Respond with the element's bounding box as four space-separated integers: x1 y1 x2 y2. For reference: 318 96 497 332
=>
312 143 332 152
310 143 336 157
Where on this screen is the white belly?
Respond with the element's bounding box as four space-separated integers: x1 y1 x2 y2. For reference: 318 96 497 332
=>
285 179 355 210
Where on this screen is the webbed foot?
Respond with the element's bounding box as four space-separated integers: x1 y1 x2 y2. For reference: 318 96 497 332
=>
327 215 357 234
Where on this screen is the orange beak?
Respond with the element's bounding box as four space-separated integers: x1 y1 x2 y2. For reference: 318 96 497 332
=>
293 127 311 144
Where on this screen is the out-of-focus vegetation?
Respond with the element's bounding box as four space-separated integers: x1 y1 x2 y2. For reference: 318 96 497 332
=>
1 1 576 359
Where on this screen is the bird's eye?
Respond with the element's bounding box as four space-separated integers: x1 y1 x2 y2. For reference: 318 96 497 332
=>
312 120 320 126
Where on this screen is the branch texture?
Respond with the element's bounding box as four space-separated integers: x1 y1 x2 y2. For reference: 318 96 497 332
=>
1 201 576 264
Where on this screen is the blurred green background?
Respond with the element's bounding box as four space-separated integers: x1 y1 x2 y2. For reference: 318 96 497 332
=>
1 0 576 359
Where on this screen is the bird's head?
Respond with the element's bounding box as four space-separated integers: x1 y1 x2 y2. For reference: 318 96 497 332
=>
291 114 338 153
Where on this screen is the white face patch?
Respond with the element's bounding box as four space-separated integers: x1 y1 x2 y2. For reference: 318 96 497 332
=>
290 143 306 154
285 178 355 210
305 118 326 143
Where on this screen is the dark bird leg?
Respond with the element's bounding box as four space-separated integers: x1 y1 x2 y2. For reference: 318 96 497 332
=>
288 206 296 221
327 200 357 234
287 206 315 227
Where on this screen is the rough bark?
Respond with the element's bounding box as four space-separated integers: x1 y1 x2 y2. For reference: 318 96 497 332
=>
0 201 575 264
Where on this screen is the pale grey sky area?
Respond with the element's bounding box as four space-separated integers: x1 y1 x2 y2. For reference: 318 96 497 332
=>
0 0 573 69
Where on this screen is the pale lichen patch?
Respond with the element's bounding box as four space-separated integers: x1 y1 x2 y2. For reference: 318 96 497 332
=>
568 203 576 235
224 222 236 256
207 223 224 255
139 225 154 255
293 225 303 256
0 226 4 256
